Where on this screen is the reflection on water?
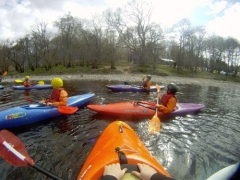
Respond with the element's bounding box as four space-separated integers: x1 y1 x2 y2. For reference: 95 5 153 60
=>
0 80 239 180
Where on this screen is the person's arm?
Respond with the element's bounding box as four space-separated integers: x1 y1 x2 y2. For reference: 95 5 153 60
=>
52 90 68 106
157 97 176 113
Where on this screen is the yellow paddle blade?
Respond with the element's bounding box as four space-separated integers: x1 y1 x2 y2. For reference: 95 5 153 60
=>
38 81 44 85
156 84 161 93
148 112 161 134
15 79 23 83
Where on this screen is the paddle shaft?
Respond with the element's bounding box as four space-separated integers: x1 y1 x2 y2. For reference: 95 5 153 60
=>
33 164 64 180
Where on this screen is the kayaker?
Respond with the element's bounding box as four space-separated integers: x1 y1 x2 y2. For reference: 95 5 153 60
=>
23 76 35 87
102 163 175 180
141 75 151 90
157 83 178 114
40 78 68 106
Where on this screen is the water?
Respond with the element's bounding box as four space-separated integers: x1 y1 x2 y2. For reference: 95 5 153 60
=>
0 80 239 180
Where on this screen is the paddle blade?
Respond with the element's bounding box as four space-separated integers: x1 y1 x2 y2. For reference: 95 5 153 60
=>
0 130 34 167
57 106 78 115
38 81 44 85
3 71 7 76
148 112 161 134
156 84 161 93
15 79 23 83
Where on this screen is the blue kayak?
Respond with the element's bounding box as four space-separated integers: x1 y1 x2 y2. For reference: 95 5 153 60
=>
0 93 95 129
12 84 52 90
0 85 4 89
106 84 165 92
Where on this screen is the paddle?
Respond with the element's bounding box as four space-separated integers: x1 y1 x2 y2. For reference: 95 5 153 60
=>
26 98 79 115
15 80 44 85
0 130 64 180
148 84 161 134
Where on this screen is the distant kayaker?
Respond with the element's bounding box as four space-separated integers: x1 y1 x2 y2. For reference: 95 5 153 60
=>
141 75 151 90
103 163 175 180
157 83 178 114
23 76 35 87
40 78 68 106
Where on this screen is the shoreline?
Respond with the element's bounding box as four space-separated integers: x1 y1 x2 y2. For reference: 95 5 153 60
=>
3 73 240 88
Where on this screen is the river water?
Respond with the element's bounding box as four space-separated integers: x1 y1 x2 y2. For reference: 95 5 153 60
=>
0 80 239 180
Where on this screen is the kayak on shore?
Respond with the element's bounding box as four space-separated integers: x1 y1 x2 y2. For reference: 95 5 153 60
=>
77 121 171 180
106 84 165 92
0 93 95 129
12 84 52 90
87 101 204 119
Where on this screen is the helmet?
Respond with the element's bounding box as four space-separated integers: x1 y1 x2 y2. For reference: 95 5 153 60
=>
167 83 178 94
122 173 140 180
25 76 30 80
51 78 63 88
146 75 151 79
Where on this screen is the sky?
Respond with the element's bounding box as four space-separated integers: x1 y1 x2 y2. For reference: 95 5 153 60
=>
0 0 240 42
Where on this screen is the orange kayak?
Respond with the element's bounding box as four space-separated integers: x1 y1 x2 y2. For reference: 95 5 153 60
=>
77 121 171 180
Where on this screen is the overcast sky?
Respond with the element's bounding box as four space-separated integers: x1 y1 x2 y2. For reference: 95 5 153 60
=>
0 0 240 42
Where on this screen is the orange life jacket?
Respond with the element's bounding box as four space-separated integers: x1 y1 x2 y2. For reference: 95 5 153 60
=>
159 93 176 106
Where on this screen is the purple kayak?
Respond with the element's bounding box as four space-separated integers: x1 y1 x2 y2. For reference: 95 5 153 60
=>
12 84 52 90
87 101 205 119
106 84 165 92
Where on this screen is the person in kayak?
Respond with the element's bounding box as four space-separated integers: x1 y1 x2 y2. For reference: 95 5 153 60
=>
157 83 178 114
40 78 68 106
102 163 175 180
141 75 151 90
23 76 35 87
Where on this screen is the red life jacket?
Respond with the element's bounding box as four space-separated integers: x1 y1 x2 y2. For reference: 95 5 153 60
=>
159 93 176 106
49 88 62 102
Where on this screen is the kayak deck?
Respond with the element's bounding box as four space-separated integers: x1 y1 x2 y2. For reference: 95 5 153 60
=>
77 121 171 180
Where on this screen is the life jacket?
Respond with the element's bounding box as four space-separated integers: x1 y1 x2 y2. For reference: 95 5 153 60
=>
142 80 151 89
159 93 176 106
49 88 63 102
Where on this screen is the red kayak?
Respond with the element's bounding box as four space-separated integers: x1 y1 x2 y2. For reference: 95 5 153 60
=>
87 101 204 119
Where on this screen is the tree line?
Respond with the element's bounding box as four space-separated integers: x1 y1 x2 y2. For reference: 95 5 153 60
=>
0 0 239 76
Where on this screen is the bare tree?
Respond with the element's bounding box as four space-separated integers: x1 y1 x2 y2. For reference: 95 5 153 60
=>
31 21 52 71
0 41 11 73
54 13 78 67
173 18 191 69
105 0 164 67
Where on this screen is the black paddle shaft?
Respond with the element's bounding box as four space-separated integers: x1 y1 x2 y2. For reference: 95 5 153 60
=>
33 164 64 180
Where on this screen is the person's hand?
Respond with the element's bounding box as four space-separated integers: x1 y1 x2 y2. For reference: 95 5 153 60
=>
46 102 53 106
39 101 46 105
103 163 127 180
131 163 157 180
